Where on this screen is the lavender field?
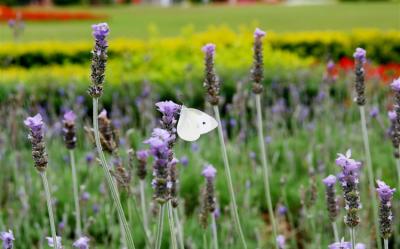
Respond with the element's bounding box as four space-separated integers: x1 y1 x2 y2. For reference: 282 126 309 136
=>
0 2 399 249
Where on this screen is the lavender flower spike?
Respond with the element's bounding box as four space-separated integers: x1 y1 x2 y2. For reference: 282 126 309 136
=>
63 110 77 150
46 236 63 248
276 235 285 249
202 43 220 105
73 236 90 249
88 23 109 98
353 47 366 106
0 230 15 249
376 180 396 239
390 77 400 92
199 164 217 228
251 27 266 94
24 114 48 172
135 149 149 180
328 239 352 249
322 175 339 222
335 150 362 228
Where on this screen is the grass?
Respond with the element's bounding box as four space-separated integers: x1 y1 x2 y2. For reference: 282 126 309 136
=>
0 2 398 42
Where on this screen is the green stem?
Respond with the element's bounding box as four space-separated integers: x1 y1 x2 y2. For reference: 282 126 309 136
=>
69 150 82 237
255 94 278 248
173 207 185 249
155 204 165 249
140 180 151 239
384 239 389 249
396 158 400 191
92 98 136 249
359 106 381 249
167 202 178 249
212 105 247 249
350 228 356 249
332 222 339 243
211 214 219 249
40 172 59 249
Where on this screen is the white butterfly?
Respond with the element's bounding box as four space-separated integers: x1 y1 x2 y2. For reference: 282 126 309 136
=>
177 106 218 141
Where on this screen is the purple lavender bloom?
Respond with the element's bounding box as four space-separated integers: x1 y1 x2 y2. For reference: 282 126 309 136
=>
202 43 216 56
202 165 217 180
7 19 15 28
63 111 76 124
156 101 180 118
229 118 237 127
265 136 272 144
370 106 379 118
76 96 85 105
328 240 352 249
213 207 220 219
327 60 335 71
58 221 65 232
191 143 199 152
73 236 90 249
388 111 397 121
277 205 287 216
81 192 90 202
92 204 100 214
353 48 367 64
136 150 149 161
390 77 400 92
85 153 95 165
46 236 62 248
355 243 366 249
24 114 44 133
323 175 337 187
91 23 109 47
254 27 266 39
376 180 396 201
0 230 14 249
180 156 189 167
276 235 285 249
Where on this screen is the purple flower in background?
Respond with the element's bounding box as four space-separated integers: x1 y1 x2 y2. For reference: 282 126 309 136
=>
322 175 339 222
202 165 217 180
277 205 287 216
46 236 62 248
353 47 367 64
213 207 220 219
63 111 76 124
76 95 85 105
355 243 366 249
328 239 351 249
191 142 199 152
370 106 379 118
92 204 100 214
202 43 216 56
180 156 189 167
136 150 149 161
229 118 237 127
390 77 400 92
0 230 15 249
276 235 285 249
92 22 109 47
254 27 266 39
85 153 95 165
327 60 335 71
73 236 90 249
24 114 48 172
7 19 15 28
81 192 90 202
249 151 256 160
388 111 397 121
376 180 395 239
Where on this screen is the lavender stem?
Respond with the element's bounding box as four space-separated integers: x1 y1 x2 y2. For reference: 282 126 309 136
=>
396 158 400 190
211 214 219 249
69 150 82 237
173 208 185 249
255 94 278 248
155 204 165 249
332 222 339 243
92 98 136 249
167 202 178 249
212 105 247 249
40 171 59 249
350 228 356 249
384 239 388 249
359 106 381 249
139 180 150 239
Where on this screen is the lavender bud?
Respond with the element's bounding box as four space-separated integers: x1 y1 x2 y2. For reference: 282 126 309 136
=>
390 78 400 156
202 43 220 105
145 128 172 204
73 236 90 249
134 149 149 180
199 165 217 228
46 236 63 248
251 28 266 94
98 109 118 154
328 239 352 249
62 110 77 150
24 114 48 172
88 23 109 98
0 230 15 249
353 47 366 106
276 234 285 249
376 180 396 239
336 150 362 228
322 175 339 222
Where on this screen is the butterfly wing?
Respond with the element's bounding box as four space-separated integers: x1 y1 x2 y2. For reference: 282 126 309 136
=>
177 106 201 142
177 106 218 141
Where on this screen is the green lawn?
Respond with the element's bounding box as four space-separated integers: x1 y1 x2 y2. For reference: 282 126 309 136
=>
0 2 399 42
